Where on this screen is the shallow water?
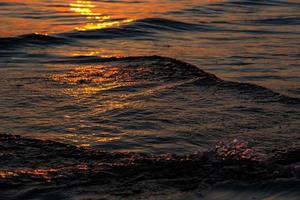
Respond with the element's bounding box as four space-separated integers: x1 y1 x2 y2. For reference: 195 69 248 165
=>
0 0 300 199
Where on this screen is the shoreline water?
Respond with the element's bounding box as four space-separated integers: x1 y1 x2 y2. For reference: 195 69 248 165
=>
1 133 299 199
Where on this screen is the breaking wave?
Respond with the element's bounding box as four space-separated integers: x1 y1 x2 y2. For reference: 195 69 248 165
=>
0 134 299 199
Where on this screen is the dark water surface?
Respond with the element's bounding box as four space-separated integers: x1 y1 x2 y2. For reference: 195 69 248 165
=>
0 0 300 199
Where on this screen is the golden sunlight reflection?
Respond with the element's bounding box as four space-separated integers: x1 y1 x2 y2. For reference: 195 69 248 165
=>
57 133 122 148
51 64 153 97
52 66 119 84
51 65 133 96
0 165 88 180
50 63 188 99
69 0 133 31
71 50 123 58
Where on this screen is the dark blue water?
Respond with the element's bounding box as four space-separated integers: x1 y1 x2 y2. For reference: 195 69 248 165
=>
0 0 299 199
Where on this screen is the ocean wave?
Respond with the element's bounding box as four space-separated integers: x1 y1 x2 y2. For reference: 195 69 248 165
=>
62 25 151 40
126 18 216 31
211 0 299 9
245 17 300 25
0 33 70 49
49 55 300 104
182 0 300 17
4 12 298 51
0 17 218 48
58 15 299 43
0 134 299 199
1 56 299 199
62 17 217 40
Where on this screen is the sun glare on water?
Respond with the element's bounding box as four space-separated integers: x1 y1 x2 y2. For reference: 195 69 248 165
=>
69 0 133 31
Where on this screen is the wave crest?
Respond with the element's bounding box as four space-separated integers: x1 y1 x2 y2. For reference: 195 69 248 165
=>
0 134 299 199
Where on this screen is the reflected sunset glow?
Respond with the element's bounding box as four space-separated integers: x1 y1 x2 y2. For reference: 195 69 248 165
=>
69 0 133 31
0 0 222 36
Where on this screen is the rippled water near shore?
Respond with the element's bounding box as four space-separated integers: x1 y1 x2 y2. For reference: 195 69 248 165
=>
0 0 300 199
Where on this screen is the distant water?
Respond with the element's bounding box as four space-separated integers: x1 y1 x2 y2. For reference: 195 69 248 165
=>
0 0 300 199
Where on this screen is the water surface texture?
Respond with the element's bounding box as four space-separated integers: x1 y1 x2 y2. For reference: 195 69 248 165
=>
0 0 300 199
